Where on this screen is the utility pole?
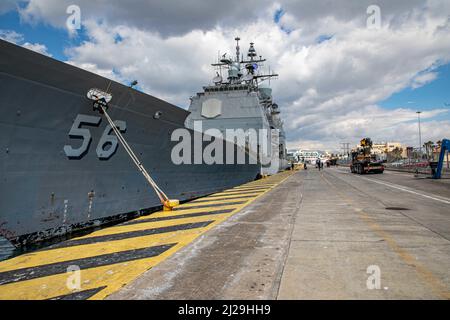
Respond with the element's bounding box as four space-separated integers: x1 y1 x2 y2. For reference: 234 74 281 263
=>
416 111 422 160
341 142 350 163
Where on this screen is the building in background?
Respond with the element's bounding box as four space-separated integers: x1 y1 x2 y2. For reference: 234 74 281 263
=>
371 142 408 161
296 150 329 164
287 149 299 163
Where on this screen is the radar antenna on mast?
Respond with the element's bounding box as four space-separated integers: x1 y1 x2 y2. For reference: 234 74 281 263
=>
210 37 278 87
213 72 223 84
248 42 257 60
235 37 241 62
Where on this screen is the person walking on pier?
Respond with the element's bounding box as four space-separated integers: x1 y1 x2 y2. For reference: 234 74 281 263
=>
316 158 322 171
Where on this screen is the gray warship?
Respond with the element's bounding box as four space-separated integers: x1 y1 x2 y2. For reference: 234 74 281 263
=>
185 38 288 175
0 37 287 254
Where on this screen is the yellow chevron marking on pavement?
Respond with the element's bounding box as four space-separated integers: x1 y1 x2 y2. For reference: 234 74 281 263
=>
0 170 294 300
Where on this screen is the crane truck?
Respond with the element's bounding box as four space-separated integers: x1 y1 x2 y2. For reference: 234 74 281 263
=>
350 138 384 174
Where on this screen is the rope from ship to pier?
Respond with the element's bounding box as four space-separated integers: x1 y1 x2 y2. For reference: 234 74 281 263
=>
101 105 179 211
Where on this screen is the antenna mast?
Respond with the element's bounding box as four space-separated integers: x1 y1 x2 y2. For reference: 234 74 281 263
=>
235 37 241 62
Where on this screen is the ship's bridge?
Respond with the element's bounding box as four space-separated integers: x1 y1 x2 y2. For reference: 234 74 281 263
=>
201 84 250 94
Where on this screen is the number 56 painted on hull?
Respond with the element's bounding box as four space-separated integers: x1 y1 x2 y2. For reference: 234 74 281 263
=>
63 114 126 160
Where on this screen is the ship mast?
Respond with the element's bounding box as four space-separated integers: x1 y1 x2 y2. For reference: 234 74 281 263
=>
210 37 278 88
235 37 240 62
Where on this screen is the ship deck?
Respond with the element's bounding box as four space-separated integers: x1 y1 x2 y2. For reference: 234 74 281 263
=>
1 167 450 300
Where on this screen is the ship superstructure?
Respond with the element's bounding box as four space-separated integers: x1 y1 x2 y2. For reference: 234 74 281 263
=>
185 38 288 175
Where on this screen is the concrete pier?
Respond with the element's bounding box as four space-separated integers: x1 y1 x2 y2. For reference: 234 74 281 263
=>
1 168 449 300
111 168 450 300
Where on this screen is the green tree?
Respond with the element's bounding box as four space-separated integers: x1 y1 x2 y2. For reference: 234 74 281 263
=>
388 147 403 162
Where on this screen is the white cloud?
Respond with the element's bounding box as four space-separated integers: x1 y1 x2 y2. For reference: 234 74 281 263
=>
22 42 52 56
65 61 118 81
0 29 24 43
287 106 449 151
18 0 271 36
4 0 450 151
64 21 235 106
0 29 52 57
411 71 438 89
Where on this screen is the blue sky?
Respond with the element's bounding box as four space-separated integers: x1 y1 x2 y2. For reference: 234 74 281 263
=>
0 10 88 61
380 63 450 117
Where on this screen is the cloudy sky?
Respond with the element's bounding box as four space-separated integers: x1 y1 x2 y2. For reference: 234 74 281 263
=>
1 0 449 151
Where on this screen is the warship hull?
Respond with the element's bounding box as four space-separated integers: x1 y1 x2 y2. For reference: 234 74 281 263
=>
0 40 260 247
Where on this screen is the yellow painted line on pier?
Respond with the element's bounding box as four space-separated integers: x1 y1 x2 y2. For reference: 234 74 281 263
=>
0 218 224 273
118 203 242 223
0 171 294 300
199 192 262 200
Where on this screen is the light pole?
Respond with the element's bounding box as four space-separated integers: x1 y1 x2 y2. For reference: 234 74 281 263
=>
416 111 422 159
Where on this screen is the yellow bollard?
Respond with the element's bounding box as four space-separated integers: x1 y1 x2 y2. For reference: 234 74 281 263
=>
163 199 180 211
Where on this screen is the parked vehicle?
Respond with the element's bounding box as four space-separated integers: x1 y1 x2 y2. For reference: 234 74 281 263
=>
350 138 384 174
